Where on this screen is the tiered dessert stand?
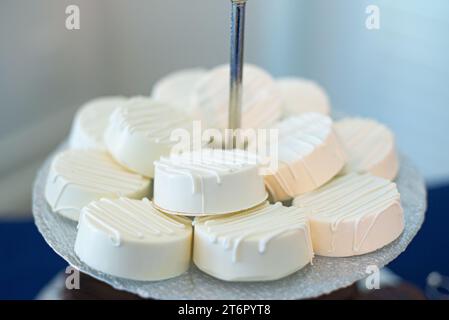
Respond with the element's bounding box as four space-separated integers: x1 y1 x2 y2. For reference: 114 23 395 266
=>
32 0 427 299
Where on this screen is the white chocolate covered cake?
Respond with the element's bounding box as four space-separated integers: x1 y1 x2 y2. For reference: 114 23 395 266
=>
193 202 313 281
190 64 282 129
277 78 331 117
262 113 346 201
69 96 127 150
293 173 404 257
75 198 192 281
335 117 399 180
152 68 206 113
104 96 193 178
153 148 267 216
45 150 150 221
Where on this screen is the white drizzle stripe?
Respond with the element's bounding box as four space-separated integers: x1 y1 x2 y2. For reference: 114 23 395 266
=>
294 173 400 253
88 206 149 239
155 150 258 175
51 182 118 213
82 198 190 246
157 161 223 184
156 163 199 193
123 199 182 233
196 203 311 263
192 65 281 129
54 174 144 192
49 149 149 212
337 118 394 171
211 213 308 242
155 150 260 209
276 114 331 162
53 151 148 195
299 180 389 213
111 98 191 143
99 200 164 235
154 149 257 213
83 212 121 246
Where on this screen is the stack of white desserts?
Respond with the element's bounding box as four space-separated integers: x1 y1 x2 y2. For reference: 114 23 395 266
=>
44 64 404 282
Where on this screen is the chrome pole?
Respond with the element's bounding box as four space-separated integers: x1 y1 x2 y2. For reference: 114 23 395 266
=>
228 0 247 132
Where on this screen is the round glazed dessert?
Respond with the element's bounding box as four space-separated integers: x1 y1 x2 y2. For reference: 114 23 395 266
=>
151 68 206 113
75 198 192 281
277 78 330 117
293 173 404 257
335 117 399 180
260 113 346 202
153 149 268 216
190 64 282 129
45 150 150 221
104 97 193 178
69 96 127 150
193 202 314 281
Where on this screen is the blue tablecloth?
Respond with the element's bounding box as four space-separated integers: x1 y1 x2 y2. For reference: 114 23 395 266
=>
0 221 66 299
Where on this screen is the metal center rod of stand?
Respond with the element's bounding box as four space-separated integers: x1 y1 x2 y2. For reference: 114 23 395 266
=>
228 0 247 144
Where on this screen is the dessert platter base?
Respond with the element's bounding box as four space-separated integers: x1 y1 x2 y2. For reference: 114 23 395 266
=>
33 144 426 300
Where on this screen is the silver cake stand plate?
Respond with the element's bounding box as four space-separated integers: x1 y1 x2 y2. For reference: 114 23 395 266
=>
33 146 426 300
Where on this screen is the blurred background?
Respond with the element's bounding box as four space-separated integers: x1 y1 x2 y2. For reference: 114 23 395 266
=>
0 0 448 299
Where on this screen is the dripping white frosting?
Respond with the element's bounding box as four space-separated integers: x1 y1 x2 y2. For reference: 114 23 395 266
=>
194 202 314 263
81 197 191 247
256 112 345 201
49 150 149 213
155 148 259 194
293 173 401 253
276 113 332 162
109 97 192 144
153 148 268 215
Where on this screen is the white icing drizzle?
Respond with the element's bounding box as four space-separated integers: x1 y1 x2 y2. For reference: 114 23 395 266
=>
264 113 334 196
49 150 148 213
109 97 191 144
336 118 394 173
277 113 331 161
195 203 313 263
155 149 260 212
294 173 401 253
82 198 190 246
